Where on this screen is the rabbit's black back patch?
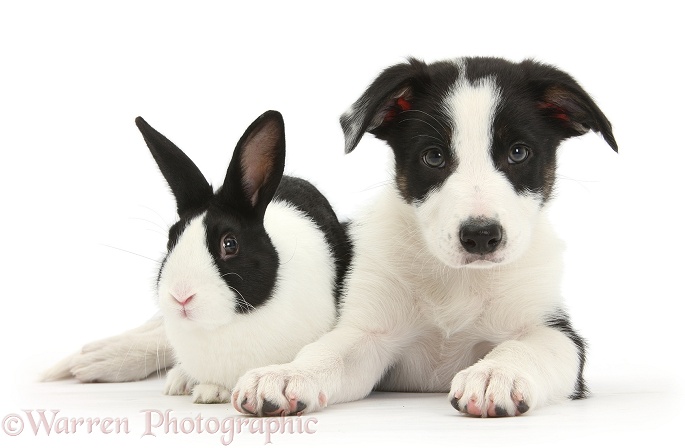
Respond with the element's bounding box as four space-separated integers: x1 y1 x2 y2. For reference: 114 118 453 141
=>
275 176 353 302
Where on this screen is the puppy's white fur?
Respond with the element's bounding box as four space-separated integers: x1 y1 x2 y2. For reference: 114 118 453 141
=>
235 187 575 415
233 72 580 417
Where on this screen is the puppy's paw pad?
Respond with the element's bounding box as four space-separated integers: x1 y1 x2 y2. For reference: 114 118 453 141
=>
233 365 324 416
449 362 534 418
237 395 257 415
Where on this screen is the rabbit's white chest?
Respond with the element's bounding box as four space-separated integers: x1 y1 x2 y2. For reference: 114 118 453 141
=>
166 323 290 387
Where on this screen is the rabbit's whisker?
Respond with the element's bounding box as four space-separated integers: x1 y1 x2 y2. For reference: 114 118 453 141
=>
101 244 160 263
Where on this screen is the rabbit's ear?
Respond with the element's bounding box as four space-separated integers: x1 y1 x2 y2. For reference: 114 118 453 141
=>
135 117 213 216
218 111 286 219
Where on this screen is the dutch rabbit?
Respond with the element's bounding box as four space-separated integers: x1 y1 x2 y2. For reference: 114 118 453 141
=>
43 111 351 405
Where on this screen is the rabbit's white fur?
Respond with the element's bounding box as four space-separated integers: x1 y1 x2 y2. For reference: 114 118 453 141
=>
41 112 343 398
41 318 169 383
42 200 338 403
161 202 337 403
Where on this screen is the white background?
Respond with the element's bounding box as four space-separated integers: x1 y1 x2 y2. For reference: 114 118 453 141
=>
1 1 683 447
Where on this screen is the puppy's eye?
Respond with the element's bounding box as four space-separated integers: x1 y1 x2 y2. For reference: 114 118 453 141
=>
220 235 239 259
422 147 446 168
508 145 531 164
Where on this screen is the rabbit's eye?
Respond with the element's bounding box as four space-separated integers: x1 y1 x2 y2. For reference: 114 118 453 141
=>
220 235 239 259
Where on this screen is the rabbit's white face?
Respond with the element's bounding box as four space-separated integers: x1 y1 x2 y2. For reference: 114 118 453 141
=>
157 212 238 329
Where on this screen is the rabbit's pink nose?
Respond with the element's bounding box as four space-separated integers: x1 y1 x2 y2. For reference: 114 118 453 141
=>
173 294 195 306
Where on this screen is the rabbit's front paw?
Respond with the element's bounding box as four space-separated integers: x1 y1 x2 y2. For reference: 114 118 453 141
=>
192 383 232 404
164 366 195 396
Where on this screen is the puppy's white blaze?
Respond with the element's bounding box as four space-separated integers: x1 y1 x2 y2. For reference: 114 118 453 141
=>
447 76 503 210
416 76 540 267
449 76 500 167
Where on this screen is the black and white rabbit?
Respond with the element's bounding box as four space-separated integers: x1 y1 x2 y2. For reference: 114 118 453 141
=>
43 111 351 404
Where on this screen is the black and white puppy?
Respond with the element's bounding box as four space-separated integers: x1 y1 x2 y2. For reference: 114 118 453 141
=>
233 57 617 417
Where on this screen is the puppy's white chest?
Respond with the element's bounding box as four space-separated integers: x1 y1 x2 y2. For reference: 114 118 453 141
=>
415 269 496 336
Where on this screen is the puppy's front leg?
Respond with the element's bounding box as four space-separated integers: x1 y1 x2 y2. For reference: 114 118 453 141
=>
232 322 402 416
233 230 417 416
449 325 583 417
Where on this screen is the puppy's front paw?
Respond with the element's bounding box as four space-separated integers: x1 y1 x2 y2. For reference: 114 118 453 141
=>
164 366 195 396
449 361 535 417
232 365 326 416
193 384 232 404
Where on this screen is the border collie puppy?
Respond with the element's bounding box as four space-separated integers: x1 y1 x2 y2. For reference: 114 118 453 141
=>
232 57 617 417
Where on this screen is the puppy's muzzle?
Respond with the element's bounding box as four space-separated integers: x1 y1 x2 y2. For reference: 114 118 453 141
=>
459 220 503 255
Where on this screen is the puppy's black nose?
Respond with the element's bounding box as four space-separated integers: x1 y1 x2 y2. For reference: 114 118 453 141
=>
459 222 503 254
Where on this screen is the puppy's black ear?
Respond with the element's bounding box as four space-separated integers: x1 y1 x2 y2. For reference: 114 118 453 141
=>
219 110 286 220
340 58 429 153
135 117 213 216
523 60 618 152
